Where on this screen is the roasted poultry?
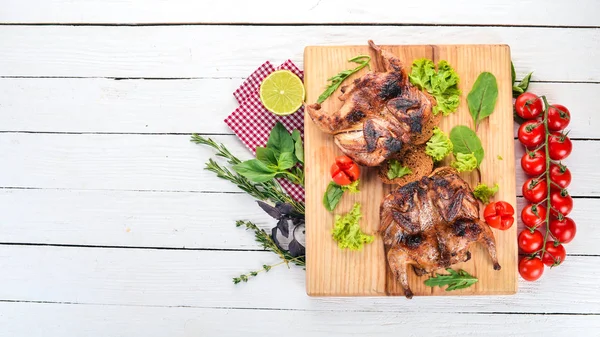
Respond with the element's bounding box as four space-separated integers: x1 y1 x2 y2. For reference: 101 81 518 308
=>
379 167 500 298
306 40 439 166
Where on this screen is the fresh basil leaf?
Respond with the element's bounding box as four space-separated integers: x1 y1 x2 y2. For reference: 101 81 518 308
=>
233 159 277 183
449 125 484 167
518 72 533 92
266 122 295 157
467 72 498 130
255 146 278 168
277 152 296 170
511 61 516 85
291 129 304 164
387 159 412 180
323 182 344 212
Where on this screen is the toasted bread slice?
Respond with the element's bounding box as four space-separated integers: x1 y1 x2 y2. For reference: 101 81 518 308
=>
378 144 434 185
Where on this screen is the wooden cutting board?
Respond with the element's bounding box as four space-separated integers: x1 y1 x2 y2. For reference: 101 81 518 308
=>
304 44 517 297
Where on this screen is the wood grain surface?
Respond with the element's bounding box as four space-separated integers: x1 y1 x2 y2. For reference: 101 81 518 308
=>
304 44 516 297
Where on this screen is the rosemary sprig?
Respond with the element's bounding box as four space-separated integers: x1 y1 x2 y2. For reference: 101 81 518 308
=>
317 55 371 104
233 220 305 284
191 134 305 214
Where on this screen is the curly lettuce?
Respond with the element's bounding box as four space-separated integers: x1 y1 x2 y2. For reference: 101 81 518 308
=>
331 202 373 251
409 59 461 116
387 160 412 180
451 152 478 172
473 183 499 204
426 127 453 161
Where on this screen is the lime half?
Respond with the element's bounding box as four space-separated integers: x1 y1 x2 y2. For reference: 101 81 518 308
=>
259 70 305 116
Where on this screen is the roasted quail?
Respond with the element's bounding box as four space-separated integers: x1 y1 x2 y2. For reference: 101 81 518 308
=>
379 167 501 298
306 40 438 166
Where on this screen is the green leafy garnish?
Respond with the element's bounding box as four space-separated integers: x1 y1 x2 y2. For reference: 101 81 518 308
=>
317 55 371 104
387 159 412 180
425 127 453 161
511 62 534 98
332 202 373 250
233 122 303 185
473 183 499 203
449 125 484 167
467 72 498 130
322 180 360 212
409 59 461 116
451 152 478 172
424 268 478 291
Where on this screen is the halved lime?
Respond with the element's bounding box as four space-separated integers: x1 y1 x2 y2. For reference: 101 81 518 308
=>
259 70 305 116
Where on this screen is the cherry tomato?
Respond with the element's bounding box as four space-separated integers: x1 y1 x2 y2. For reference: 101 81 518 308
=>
521 149 546 176
521 204 547 229
549 163 571 191
547 104 571 131
541 241 566 266
549 216 577 244
483 201 515 230
548 132 573 160
550 189 573 217
518 120 545 148
519 257 544 281
518 229 544 254
515 92 543 120
522 178 548 203
330 155 360 186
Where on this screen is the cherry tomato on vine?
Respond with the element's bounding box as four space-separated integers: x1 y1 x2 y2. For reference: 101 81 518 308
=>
522 178 548 203
521 204 547 229
483 201 515 230
515 92 543 120
549 216 577 244
550 189 573 217
330 155 360 186
521 149 546 176
541 241 566 267
547 104 571 131
549 163 571 191
519 257 544 281
518 120 545 148
548 132 573 160
518 229 544 254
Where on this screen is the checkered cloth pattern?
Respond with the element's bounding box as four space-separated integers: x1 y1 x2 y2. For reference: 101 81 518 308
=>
225 60 305 202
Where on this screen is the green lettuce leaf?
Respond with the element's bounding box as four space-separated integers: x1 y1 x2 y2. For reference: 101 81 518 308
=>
409 59 461 116
426 127 453 161
331 203 374 251
387 160 412 180
473 183 500 204
451 152 478 172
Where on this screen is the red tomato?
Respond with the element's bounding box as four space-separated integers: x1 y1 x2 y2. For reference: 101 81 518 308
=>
518 229 544 254
521 149 546 176
548 132 573 160
483 201 515 230
521 204 547 229
549 216 577 244
518 120 545 148
549 163 571 191
519 257 544 281
541 241 566 266
515 92 543 120
547 104 571 131
330 155 360 186
522 178 548 203
550 190 573 217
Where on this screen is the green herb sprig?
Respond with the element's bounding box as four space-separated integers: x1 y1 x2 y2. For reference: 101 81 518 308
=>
191 134 304 214
317 55 371 104
424 268 478 291
511 61 533 98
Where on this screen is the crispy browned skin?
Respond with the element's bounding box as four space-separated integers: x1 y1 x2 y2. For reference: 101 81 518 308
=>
306 40 436 166
379 167 501 298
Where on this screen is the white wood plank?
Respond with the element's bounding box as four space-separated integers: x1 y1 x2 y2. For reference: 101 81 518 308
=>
0 246 598 313
1 0 598 26
0 189 272 249
1 302 598 337
1 189 596 254
2 78 598 138
0 26 598 81
1 134 596 196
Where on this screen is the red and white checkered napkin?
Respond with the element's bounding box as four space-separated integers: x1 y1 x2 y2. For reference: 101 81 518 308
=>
225 60 305 202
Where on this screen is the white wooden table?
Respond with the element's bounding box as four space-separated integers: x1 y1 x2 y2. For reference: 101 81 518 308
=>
1 1 600 336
